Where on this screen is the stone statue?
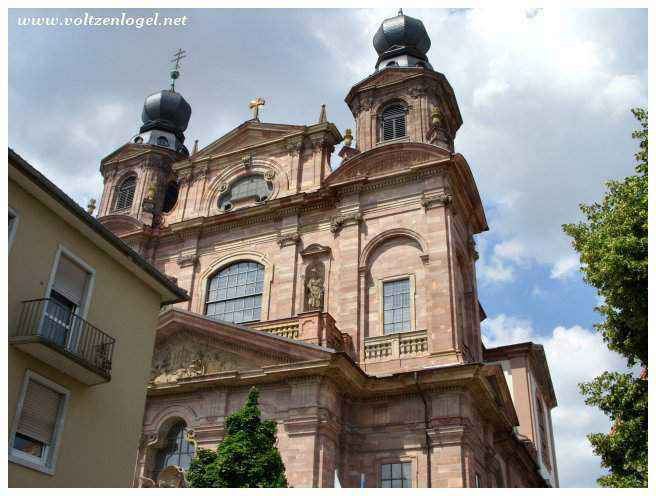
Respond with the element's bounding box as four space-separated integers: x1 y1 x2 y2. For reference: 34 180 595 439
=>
158 465 186 488
306 276 324 311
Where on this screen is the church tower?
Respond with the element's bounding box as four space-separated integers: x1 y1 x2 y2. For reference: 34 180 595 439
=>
96 54 192 256
344 9 462 153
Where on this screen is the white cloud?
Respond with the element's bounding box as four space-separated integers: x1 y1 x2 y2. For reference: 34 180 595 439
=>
550 254 580 280
482 315 630 487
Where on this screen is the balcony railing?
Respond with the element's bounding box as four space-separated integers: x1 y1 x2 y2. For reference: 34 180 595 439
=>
364 329 428 362
10 299 116 384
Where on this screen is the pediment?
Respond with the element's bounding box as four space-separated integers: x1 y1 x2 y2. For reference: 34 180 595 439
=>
326 142 451 186
150 329 270 385
193 121 304 159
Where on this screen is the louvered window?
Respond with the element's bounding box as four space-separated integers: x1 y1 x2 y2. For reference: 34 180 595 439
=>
114 176 136 211
11 374 68 469
380 104 407 141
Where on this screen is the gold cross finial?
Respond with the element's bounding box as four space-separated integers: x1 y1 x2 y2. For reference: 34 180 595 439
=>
249 97 266 120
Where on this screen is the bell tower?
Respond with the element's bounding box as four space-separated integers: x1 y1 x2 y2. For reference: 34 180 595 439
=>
344 10 462 153
96 51 192 253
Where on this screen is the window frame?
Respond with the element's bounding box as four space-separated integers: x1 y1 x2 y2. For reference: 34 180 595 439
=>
204 261 266 324
9 370 70 475
379 103 408 142
376 273 416 336
44 245 96 321
113 175 137 212
377 458 415 488
9 205 19 251
152 421 196 480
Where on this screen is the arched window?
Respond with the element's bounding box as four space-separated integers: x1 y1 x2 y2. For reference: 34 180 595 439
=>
157 136 170 147
380 103 407 141
205 261 265 324
153 421 195 480
219 174 272 212
114 176 136 211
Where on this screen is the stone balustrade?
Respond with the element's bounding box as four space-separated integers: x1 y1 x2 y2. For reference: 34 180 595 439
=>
364 329 428 362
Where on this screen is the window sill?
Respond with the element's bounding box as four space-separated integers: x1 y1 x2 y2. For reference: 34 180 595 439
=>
375 136 410 147
9 452 55 476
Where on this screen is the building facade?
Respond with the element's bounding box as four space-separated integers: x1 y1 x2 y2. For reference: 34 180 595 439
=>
95 11 558 488
7 150 187 487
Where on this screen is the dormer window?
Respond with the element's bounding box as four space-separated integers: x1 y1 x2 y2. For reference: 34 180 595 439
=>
380 103 407 141
219 174 273 212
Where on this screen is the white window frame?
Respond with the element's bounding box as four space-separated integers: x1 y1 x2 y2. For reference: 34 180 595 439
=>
44 245 96 321
9 205 19 251
8 370 70 475
377 273 417 336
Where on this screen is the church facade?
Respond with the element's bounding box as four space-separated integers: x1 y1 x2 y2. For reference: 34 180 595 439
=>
95 11 558 488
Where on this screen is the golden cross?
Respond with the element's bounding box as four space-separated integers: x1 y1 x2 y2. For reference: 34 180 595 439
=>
249 97 266 120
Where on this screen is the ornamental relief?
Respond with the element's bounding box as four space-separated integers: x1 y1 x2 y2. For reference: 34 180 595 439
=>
149 331 261 385
341 150 436 180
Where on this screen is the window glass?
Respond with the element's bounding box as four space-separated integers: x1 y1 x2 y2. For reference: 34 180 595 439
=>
383 278 411 334
380 462 412 488
153 421 195 480
206 261 265 324
219 175 272 211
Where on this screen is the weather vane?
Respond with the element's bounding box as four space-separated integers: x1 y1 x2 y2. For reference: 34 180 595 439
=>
170 48 186 92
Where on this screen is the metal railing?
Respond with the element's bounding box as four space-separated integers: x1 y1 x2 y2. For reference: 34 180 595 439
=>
13 299 116 379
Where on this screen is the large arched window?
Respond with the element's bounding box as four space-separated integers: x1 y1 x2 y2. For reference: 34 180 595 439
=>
114 176 136 211
153 421 195 480
205 261 265 324
380 103 407 141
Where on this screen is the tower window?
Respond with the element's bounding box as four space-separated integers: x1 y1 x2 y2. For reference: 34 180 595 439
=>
157 136 169 147
380 103 407 141
114 176 136 211
205 261 265 324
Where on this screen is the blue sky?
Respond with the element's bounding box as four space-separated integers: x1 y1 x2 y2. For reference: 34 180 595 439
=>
8 8 647 487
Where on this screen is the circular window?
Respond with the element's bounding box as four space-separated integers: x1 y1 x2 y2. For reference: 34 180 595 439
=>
157 136 169 147
134 136 143 144
219 175 273 211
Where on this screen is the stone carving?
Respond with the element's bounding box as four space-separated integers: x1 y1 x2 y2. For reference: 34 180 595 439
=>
264 169 276 181
304 263 325 311
177 252 199 268
149 331 258 385
219 181 229 192
277 232 300 248
330 212 362 234
241 153 253 168
158 465 187 488
420 192 452 211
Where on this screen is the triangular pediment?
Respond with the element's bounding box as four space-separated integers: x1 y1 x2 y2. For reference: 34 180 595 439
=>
193 121 305 159
151 309 334 387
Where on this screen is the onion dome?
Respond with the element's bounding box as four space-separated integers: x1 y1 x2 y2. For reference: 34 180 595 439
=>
373 9 432 70
140 90 191 138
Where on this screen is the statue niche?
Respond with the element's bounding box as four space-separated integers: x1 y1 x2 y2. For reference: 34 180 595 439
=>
304 262 325 312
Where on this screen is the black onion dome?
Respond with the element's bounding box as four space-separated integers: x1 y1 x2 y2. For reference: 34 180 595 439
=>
373 11 431 58
140 90 191 136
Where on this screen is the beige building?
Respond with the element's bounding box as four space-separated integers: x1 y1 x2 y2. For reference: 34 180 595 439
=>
7 148 187 487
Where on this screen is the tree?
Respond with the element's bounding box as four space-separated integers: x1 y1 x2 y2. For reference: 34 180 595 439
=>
563 108 648 488
186 387 288 488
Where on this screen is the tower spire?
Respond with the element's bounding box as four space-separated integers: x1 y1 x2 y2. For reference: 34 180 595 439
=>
170 48 186 92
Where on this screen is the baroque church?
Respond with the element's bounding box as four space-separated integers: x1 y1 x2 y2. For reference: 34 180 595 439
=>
95 11 558 488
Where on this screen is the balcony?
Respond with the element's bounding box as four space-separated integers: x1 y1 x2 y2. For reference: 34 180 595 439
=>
10 299 116 385
364 329 428 362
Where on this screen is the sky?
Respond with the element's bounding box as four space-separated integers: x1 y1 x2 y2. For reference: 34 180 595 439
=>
8 7 648 488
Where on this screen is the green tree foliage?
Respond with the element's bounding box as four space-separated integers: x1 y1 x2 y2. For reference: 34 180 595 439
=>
186 387 288 488
563 108 648 488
